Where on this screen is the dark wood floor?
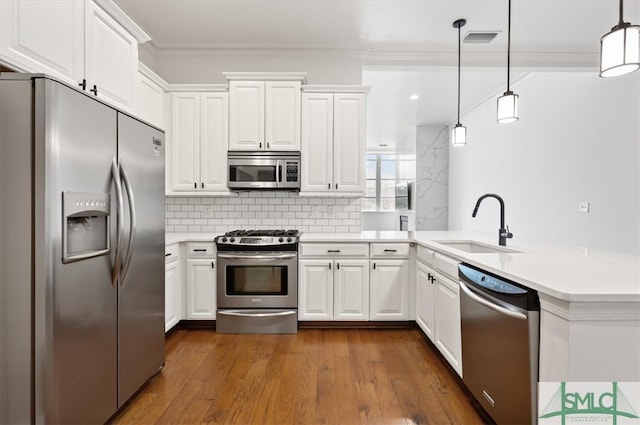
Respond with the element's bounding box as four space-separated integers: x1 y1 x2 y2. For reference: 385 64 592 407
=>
111 328 486 425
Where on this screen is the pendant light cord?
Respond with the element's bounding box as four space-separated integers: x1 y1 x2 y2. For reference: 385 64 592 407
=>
619 0 624 25
457 23 461 125
507 0 511 91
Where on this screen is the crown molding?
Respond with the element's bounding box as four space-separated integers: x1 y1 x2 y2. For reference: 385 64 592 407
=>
223 72 307 82
302 85 371 94
93 0 151 44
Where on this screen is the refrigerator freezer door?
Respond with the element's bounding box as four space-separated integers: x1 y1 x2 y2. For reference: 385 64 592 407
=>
116 113 165 407
36 78 118 424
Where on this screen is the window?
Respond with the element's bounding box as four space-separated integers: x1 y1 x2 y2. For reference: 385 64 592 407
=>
362 153 416 211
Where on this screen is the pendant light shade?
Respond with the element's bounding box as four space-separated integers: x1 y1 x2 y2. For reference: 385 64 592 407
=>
497 91 519 124
452 18 467 146
497 0 519 124
451 124 467 147
600 0 640 78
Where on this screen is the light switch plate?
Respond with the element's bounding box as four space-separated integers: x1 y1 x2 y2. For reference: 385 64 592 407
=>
578 201 590 213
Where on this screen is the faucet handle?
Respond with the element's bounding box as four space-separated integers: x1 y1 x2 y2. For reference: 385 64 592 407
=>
503 225 513 239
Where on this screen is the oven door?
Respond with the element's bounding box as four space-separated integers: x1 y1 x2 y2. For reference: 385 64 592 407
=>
217 252 297 309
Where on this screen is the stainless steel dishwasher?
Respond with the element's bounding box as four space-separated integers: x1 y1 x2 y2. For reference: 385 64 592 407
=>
458 263 540 425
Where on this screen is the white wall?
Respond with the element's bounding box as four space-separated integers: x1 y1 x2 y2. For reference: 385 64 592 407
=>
145 49 364 84
449 71 640 254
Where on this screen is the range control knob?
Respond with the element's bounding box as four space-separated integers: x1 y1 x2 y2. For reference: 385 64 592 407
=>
230 237 235 242
287 237 292 242
221 237 228 242
278 237 284 242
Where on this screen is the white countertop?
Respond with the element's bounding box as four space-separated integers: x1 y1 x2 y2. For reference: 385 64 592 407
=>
166 231 640 303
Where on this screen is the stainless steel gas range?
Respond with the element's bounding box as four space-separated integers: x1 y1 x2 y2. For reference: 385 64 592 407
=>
214 229 299 334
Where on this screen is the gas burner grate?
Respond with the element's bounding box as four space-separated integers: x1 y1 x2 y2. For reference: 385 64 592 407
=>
224 229 299 237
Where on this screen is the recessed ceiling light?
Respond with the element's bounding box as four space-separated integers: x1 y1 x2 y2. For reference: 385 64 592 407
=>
409 94 419 100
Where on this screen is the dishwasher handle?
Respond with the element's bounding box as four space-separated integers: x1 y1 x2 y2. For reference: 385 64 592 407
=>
459 280 527 320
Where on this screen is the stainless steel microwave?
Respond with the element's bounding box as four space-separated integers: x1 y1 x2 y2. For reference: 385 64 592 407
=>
227 151 300 190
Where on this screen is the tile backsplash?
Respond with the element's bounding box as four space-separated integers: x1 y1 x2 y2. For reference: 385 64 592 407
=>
166 192 362 234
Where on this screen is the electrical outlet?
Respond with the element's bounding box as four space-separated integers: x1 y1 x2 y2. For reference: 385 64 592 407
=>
327 206 335 218
578 202 590 213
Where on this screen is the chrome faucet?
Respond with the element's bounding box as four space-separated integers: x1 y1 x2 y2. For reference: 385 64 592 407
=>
472 193 513 246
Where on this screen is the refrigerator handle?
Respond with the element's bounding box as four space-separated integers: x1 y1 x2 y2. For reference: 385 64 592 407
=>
111 158 125 288
119 161 137 286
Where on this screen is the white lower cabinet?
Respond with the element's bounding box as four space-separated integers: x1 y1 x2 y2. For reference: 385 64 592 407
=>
369 259 410 320
164 244 181 331
415 260 436 340
434 272 462 376
415 252 463 377
185 242 216 320
298 258 369 321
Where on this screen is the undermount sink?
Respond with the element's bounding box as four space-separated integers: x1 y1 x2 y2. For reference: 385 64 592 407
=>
434 240 522 254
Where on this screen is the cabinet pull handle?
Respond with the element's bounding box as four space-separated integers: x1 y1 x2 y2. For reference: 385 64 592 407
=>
201 182 204 189
373 263 376 270
337 262 340 270
211 262 215 269
328 183 331 189
327 250 340 253
335 183 338 190
259 142 262 149
383 249 397 252
194 182 197 189
165 253 171 257
267 142 270 149
193 249 207 252
90 85 98 96
329 263 331 270
79 79 87 90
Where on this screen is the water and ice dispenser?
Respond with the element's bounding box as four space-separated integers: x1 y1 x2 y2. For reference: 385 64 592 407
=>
62 192 110 263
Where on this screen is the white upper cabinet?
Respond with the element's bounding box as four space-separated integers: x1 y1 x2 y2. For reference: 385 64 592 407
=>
0 0 84 83
84 1 138 111
169 90 229 194
301 86 368 196
226 73 305 151
0 0 150 112
136 64 167 129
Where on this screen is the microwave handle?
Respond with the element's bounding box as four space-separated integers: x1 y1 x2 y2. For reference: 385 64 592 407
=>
277 161 283 185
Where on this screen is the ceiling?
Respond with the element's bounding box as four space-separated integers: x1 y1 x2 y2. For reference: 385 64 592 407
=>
115 0 640 152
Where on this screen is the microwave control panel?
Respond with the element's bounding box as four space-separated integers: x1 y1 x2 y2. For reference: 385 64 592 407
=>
285 162 299 182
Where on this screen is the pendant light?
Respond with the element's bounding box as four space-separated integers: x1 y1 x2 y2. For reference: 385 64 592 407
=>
497 0 518 124
451 18 467 147
600 0 640 77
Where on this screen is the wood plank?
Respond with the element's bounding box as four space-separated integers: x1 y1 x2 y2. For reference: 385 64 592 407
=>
109 328 486 425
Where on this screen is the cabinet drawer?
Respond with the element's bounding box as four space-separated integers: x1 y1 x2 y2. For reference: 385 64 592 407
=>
165 244 179 263
186 242 215 258
370 243 410 258
433 252 459 281
299 243 369 258
417 245 435 266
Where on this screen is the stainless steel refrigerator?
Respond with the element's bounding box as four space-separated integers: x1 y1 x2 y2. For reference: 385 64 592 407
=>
0 74 165 424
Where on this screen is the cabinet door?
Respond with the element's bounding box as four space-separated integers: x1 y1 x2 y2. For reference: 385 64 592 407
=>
435 273 462 376
298 260 333 320
265 81 300 150
84 1 138 111
334 259 370 321
185 259 216 320
369 259 410 320
170 93 200 191
301 93 333 192
0 0 84 84
137 71 165 128
416 261 436 341
200 92 229 192
333 94 366 193
165 259 180 331
228 81 264 150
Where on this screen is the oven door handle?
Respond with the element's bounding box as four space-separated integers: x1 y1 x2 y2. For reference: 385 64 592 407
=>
459 281 527 320
217 310 297 318
217 253 297 260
